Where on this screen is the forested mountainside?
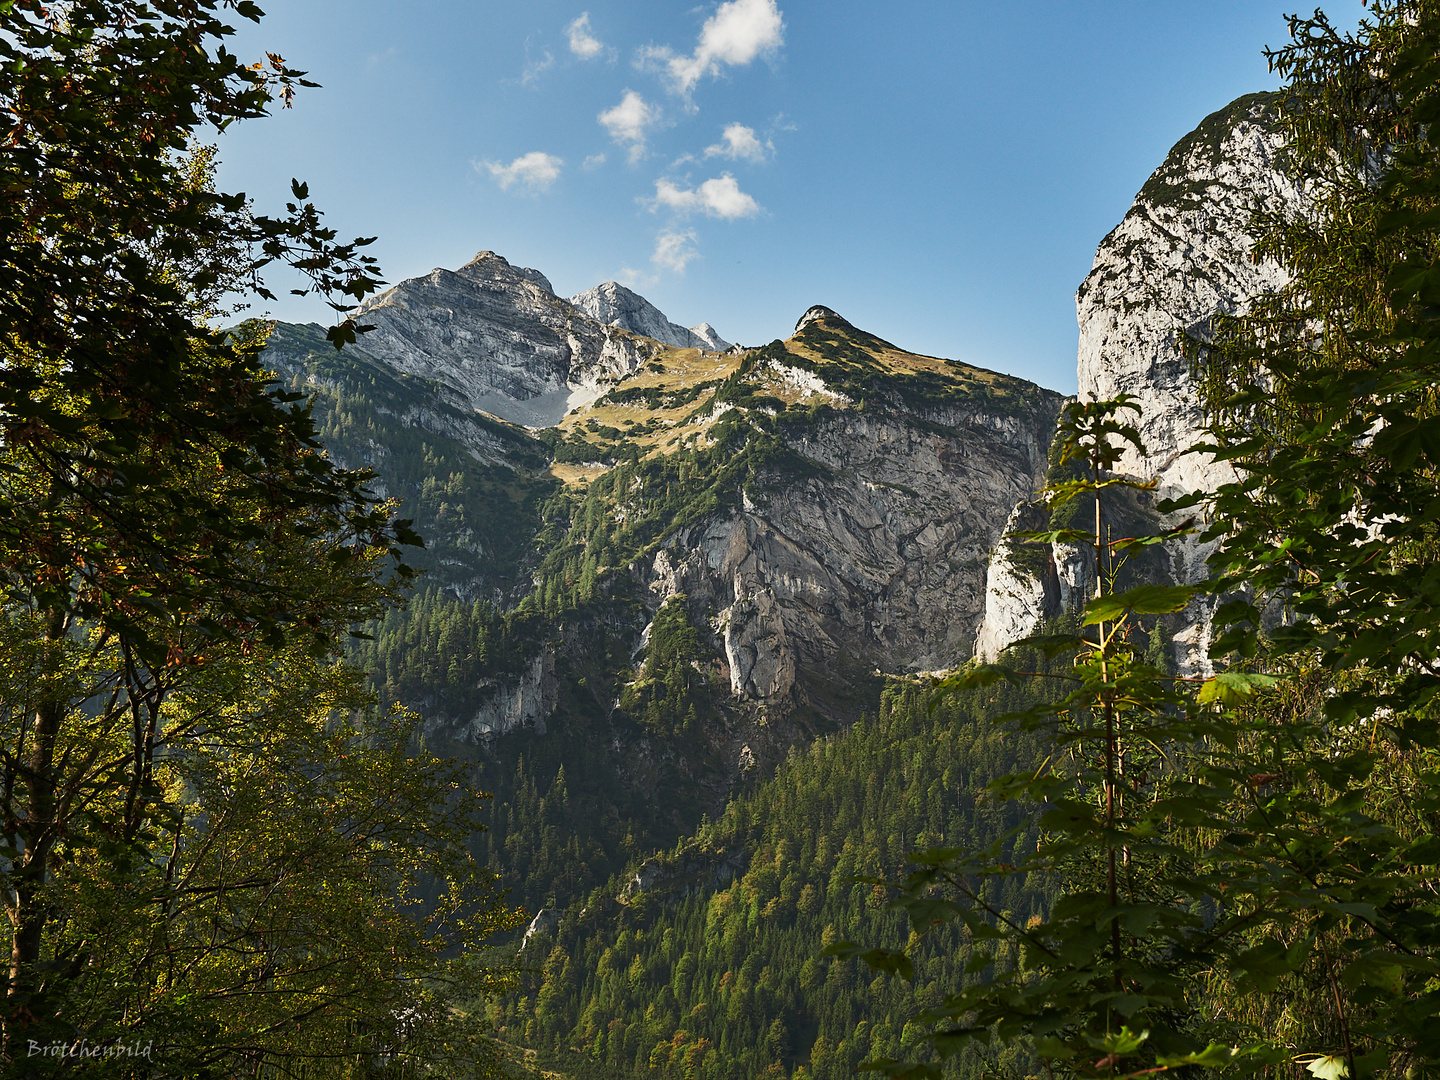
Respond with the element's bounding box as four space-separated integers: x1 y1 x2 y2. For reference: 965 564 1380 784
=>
12 0 1440 1073
260 87 1308 1080
262 291 1061 929
494 649 1106 1080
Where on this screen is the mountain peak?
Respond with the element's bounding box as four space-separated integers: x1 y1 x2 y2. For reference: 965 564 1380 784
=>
568 281 729 351
457 250 554 294
794 305 851 335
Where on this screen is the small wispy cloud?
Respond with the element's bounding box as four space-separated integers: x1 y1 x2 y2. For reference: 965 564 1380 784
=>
482 151 564 193
652 229 700 273
599 90 662 162
618 265 660 289
652 173 760 219
647 0 785 97
521 50 555 85
704 122 770 162
568 13 605 59
583 153 607 170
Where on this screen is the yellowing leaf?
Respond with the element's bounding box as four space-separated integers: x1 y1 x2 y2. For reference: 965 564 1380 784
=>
1305 1055 1349 1080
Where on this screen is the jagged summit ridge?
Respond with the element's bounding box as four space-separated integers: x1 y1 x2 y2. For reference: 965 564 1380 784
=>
568 280 730 351
458 250 554 294
350 252 663 427
348 251 744 426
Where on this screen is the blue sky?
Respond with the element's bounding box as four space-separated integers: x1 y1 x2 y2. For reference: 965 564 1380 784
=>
216 1 1368 393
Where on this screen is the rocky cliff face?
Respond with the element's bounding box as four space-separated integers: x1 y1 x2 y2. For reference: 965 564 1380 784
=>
973 500 1056 662
1076 92 1302 500
352 252 663 427
642 392 1056 705
975 91 1310 667
569 281 731 351
414 308 1063 747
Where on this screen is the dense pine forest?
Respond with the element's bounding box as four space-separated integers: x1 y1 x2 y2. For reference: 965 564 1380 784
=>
499 668 1063 1080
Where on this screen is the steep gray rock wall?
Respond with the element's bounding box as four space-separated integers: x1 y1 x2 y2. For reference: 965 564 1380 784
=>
1079 92 1307 670
442 649 558 742
642 400 1059 704
976 92 1310 669
352 252 661 427
569 281 731 351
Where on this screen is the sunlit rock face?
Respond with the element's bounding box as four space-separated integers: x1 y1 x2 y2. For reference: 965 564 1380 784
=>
351 251 661 427
973 500 1055 663
1076 91 1303 501
976 92 1312 670
569 280 731 352
1079 91 1309 671
338 245 1062 743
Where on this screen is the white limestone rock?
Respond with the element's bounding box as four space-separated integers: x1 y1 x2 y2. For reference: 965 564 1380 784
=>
973 501 1057 662
1076 91 1303 503
445 649 558 741
568 280 731 351
519 908 559 951
972 93 1312 668
688 322 730 351
1076 92 1311 672
794 305 847 335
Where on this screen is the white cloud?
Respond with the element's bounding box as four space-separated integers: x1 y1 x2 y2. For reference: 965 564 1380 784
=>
704 122 769 162
652 173 760 219
652 229 700 273
568 13 604 59
521 49 555 85
660 0 784 96
483 151 564 192
618 266 660 289
599 90 662 162
583 153 607 170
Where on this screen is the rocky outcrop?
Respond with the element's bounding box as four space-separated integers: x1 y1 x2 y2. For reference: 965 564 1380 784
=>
973 501 1057 662
1078 91 1308 670
442 649 558 742
569 281 731 351
688 323 729 351
975 92 1310 668
794 305 847 335
518 907 559 951
1076 92 1302 501
619 846 748 905
352 252 662 427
